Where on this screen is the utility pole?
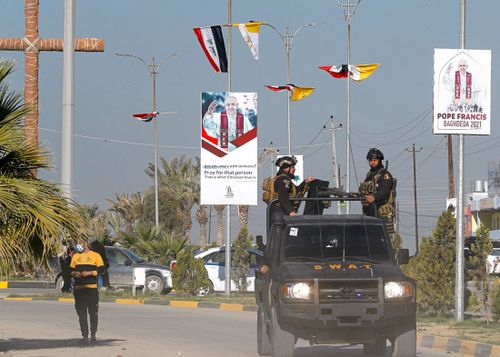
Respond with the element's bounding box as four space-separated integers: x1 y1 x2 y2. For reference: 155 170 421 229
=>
448 136 455 198
406 144 422 254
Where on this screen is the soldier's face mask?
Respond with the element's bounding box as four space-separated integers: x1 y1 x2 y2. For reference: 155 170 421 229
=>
75 244 84 253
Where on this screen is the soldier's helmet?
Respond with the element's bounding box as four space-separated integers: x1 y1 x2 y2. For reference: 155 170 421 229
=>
366 148 384 161
275 156 297 168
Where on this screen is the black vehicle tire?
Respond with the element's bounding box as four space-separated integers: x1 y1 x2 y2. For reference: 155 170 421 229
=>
270 307 295 357
145 274 165 294
392 322 416 357
257 305 271 356
363 337 386 355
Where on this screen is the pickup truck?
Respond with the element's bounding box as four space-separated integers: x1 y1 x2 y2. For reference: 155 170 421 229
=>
255 197 416 357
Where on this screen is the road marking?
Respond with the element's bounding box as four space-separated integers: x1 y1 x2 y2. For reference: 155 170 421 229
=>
4 297 32 301
0 281 8 288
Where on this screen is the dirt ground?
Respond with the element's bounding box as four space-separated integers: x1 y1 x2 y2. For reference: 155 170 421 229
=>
418 319 500 346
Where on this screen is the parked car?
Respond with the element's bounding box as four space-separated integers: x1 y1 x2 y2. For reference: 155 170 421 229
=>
56 246 173 294
171 246 263 294
487 248 500 274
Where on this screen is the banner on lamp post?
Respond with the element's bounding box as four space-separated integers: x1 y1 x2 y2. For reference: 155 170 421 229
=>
433 49 491 135
200 91 258 205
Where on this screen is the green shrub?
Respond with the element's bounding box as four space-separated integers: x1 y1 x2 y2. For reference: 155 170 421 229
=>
172 247 209 295
493 281 500 321
232 226 252 293
403 209 456 317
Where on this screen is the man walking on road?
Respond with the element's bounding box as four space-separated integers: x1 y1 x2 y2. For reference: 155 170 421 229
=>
70 240 105 345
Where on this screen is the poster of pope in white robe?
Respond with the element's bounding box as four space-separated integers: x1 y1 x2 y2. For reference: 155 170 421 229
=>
433 49 491 135
200 92 258 205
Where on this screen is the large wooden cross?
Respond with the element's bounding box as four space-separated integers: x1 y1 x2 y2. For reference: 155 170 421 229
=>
0 0 104 146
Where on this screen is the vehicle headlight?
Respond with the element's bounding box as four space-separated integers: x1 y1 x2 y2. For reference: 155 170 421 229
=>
281 282 313 300
384 281 413 299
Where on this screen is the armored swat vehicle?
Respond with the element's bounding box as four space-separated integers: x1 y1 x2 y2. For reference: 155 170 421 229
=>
255 197 416 357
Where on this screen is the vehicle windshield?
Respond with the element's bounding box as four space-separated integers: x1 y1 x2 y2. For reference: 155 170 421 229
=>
284 224 391 262
124 248 146 263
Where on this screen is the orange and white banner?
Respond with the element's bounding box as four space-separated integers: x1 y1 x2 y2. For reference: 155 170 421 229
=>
433 49 491 135
200 92 258 205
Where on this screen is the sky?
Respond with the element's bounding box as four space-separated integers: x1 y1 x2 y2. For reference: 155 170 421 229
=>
1 0 499 254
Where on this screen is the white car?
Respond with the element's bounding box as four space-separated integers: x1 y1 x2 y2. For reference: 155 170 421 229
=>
194 247 263 293
487 248 500 274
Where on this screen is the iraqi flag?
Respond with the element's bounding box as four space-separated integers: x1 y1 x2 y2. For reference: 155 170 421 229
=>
132 112 158 122
319 65 349 79
319 64 380 81
193 26 228 73
265 84 293 92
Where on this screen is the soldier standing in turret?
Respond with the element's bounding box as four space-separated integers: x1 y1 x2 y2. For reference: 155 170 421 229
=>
358 148 395 233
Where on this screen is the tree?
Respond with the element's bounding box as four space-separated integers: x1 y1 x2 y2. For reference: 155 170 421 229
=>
144 155 199 236
214 205 225 246
196 205 208 247
116 223 186 266
107 192 143 233
403 208 456 316
469 223 495 324
232 225 252 293
0 60 84 276
172 247 209 295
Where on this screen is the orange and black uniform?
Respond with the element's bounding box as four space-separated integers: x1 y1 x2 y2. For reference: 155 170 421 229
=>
70 250 104 339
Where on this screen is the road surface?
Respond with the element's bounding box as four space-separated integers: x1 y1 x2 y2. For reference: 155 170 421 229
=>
0 299 465 356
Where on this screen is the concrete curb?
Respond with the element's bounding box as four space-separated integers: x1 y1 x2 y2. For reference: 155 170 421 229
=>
0 280 54 289
1 295 498 356
0 295 258 312
418 334 500 357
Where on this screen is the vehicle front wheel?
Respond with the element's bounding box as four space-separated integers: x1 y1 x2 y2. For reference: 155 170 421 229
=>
270 307 295 357
363 337 386 355
145 275 165 294
392 322 416 357
257 305 271 356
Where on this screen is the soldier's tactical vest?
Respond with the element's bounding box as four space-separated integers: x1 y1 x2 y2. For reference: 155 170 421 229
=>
359 169 395 234
262 175 309 212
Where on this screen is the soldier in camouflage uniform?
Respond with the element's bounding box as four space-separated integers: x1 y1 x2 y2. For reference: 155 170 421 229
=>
358 148 395 233
273 156 315 216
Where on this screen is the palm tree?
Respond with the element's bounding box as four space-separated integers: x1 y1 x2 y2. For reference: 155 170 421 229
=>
145 155 199 237
237 205 249 229
195 205 208 247
214 205 225 246
0 60 84 276
107 192 143 233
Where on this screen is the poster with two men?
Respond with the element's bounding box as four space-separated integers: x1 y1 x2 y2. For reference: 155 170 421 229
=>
200 92 258 205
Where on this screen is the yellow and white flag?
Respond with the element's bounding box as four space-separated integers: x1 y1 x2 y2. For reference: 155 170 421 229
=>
348 64 380 81
290 85 315 101
234 22 262 59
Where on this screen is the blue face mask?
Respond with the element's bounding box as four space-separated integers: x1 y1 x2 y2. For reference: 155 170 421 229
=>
75 244 84 253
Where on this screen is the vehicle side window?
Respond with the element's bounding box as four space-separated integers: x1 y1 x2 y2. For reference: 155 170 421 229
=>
107 250 117 265
205 252 225 265
114 251 130 265
249 253 262 268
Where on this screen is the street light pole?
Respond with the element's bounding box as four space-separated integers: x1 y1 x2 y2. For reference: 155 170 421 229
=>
263 22 319 155
337 0 362 213
116 52 178 228
323 116 342 213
